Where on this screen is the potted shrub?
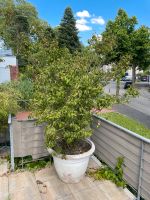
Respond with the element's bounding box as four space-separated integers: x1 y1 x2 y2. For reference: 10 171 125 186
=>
32 50 112 183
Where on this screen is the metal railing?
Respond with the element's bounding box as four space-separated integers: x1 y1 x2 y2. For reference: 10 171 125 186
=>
91 114 150 200
8 114 14 170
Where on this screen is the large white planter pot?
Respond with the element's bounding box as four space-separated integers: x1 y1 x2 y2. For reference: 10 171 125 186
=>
47 139 95 183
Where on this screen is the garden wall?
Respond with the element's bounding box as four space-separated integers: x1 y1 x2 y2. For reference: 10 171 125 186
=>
91 114 150 200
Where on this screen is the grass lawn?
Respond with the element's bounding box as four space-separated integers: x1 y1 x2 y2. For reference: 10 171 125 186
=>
99 112 150 139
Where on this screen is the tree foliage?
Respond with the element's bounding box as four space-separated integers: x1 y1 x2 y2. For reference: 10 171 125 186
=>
103 9 137 64
90 9 150 84
0 83 21 128
0 0 55 67
0 0 37 64
31 50 113 149
58 7 81 53
131 26 150 80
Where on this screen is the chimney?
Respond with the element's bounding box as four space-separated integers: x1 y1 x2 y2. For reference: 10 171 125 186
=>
10 65 19 81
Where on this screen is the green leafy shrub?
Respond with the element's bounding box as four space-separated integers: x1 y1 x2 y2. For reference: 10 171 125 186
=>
32 50 114 152
0 76 33 130
12 76 34 109
88 157 126 188
7 156 52 171
124 86 139 98
97 94 116 111
0 83 21 129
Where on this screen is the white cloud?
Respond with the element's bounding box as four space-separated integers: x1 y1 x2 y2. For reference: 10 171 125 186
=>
76 17 92 31
76 10 91 18
76 18 88 25
91 16 105 25
76 24 92 31
75 10 105 31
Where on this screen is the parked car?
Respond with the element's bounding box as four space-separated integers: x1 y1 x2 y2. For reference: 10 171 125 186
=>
124 81 132 89
141 76 148 82
122 76 132 81
121 77 126 81
124 76 132 81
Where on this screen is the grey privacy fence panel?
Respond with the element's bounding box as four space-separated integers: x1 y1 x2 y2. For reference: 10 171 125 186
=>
91 114 150 200
12 117 49 159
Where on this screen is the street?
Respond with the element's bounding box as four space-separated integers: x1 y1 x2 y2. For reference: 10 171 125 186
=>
105 81 150 128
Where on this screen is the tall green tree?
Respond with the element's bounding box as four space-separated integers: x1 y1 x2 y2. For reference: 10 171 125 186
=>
0 0 38 66
91 9 137 95
58 7 81 53
90 9 150 86
131 26 150 82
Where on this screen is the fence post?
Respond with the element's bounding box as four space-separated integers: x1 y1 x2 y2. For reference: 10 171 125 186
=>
8 114 15 171
137 140 144 200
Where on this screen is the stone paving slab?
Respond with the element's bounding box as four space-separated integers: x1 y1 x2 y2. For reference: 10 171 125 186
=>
0 157 135 200
0 160 8 176
97 181 132 200
87 155 102 170
72 187 109 200
9 171 42 200
0 176 9 200
35 166 134 200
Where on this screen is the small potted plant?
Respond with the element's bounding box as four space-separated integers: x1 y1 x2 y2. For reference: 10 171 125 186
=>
32 50 112 183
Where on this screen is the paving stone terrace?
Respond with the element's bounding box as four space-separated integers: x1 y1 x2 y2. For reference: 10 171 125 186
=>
0 157 134 200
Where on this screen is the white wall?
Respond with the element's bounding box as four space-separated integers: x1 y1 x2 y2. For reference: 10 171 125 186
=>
0 56 17 83
126 68 143 77
103 65 143 77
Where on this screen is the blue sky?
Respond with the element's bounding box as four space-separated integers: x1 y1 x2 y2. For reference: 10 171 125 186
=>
28 0 150 45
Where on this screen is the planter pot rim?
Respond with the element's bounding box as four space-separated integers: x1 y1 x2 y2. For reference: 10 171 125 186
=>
47 138 95 160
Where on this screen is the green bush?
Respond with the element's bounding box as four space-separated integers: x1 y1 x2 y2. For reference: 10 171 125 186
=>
88 157 126 188
0 83 21 128
12 76 34 109
32 50 114 152
0 76 34 128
